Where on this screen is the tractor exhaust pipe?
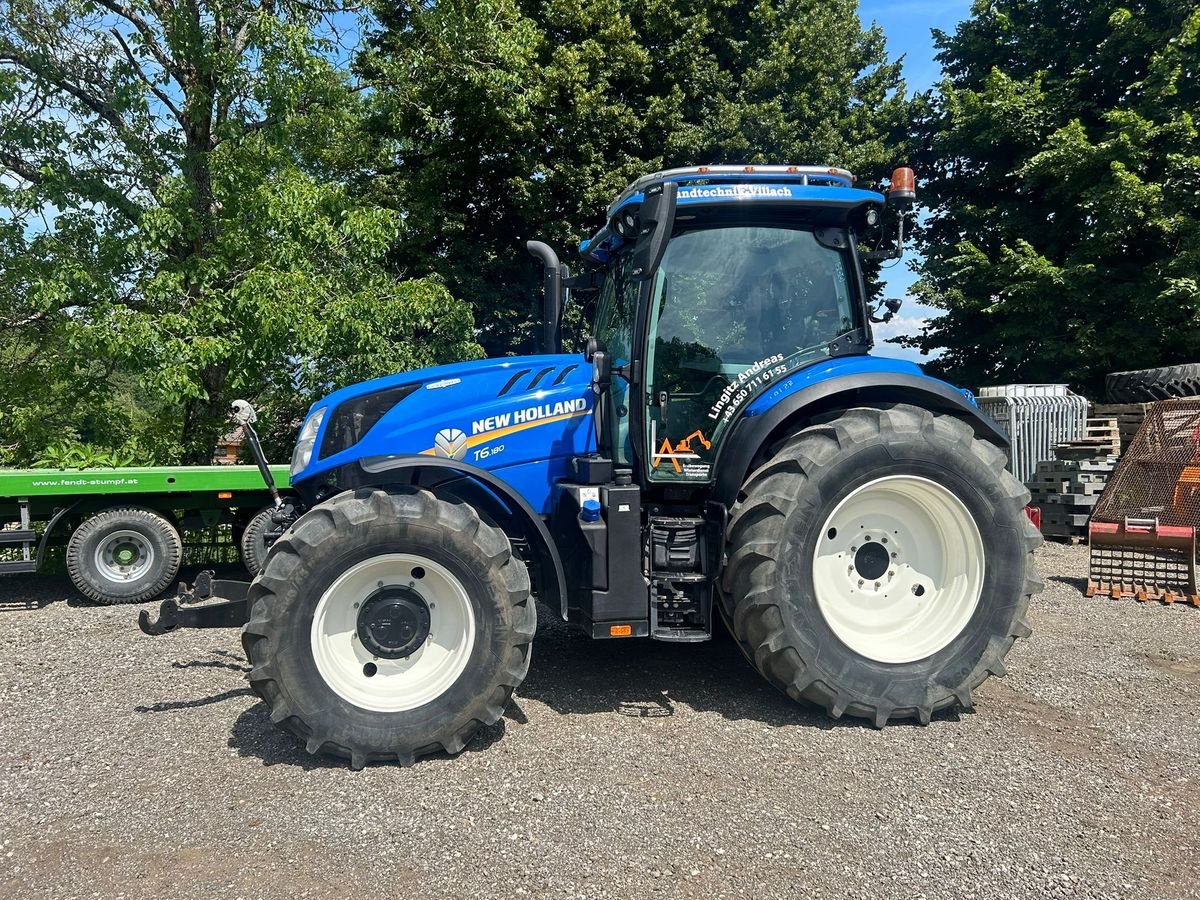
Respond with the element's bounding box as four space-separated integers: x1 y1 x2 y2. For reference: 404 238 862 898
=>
526 240 562 354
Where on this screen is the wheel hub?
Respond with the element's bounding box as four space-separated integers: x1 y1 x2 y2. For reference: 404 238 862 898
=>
356 587 431 659
838 530 902 594
853 541 891 581
94 529 154 583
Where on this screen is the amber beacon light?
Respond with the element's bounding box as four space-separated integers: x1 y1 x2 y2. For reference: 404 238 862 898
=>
888 166 916 206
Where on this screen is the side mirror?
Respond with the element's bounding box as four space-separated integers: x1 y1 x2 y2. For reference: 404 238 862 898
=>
870 298 903 324
628 182 677 282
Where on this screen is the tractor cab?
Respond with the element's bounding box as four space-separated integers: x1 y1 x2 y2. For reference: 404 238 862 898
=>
567 165 909 489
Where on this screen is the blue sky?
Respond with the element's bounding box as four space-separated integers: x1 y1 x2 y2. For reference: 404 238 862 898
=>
857 0 973 361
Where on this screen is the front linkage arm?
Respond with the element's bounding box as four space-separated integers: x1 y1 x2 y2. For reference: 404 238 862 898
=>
140 400 291 637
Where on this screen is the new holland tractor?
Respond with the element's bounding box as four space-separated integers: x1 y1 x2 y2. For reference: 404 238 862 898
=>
140 164 1042 768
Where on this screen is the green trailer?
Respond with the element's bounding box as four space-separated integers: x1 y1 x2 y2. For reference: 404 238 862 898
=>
0 464 291 604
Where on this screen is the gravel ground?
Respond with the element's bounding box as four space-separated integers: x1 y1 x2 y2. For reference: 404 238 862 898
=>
1 541 1199 900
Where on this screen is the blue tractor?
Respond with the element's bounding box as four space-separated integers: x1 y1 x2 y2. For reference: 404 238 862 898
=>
142 165 1042 768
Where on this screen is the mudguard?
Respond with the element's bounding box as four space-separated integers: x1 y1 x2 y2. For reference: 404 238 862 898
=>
711 369 1010 508
332 455 568 619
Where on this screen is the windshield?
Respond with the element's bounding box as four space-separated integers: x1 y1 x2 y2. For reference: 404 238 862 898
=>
646 225 857 481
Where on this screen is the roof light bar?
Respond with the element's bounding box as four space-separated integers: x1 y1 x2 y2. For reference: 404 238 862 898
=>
607 164 856 216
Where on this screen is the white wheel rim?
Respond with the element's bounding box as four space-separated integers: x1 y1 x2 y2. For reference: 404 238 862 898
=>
94 530 155 583
310 553 476 712
812 475 985 664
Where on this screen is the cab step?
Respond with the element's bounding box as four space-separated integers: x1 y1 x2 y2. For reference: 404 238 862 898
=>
651 626 710 643
0 560 38 574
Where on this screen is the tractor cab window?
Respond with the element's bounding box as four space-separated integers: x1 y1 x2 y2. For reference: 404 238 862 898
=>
646 226 856 482
593 256 639 465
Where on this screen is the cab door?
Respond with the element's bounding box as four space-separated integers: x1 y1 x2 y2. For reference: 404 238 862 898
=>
644 225 857 483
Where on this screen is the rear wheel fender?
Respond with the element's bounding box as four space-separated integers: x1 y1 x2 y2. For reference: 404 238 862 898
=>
712 373 1009 509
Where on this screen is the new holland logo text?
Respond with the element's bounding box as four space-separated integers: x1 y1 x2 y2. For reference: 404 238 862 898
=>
471 398 587 435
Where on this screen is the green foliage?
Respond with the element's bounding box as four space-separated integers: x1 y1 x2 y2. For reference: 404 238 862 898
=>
33 442 138 470
0 0 481 465
358 0 912 354
909 1 1200 394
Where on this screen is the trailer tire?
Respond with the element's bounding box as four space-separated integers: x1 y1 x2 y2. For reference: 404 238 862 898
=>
239 507 275 577
720 404 1042 727
242 488 535 769
1105 364 1200 402
65 507 183 605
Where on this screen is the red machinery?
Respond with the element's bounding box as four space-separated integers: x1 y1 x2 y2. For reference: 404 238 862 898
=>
1087 399 1200 606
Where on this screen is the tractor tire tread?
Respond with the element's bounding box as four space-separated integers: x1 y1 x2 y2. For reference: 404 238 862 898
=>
721 404 1040 727
241 488 534 768
1105 363 1200 403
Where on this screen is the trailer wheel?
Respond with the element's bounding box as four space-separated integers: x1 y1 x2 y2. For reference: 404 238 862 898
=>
721 404 1042 727
242 488 535 769
239 507 275 577
65 507 183 605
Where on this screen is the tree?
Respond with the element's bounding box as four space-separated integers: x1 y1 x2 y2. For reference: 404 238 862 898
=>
358 0 912 355
908 1 1200 394
0 0 481 464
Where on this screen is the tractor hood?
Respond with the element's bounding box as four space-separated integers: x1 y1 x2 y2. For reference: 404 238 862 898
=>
292 354 596 489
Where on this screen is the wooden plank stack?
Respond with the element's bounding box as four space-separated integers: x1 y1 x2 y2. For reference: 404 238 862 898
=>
1027 417 1121 541
1089 403 1152 455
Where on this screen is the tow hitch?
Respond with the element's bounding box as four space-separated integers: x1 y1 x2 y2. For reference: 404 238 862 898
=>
138 571 252 635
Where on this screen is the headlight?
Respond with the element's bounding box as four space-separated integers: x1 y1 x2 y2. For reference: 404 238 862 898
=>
290 406 326 477
318 384 418 460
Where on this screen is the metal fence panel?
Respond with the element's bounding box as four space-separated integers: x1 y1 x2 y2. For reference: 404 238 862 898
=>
976 384 1088 484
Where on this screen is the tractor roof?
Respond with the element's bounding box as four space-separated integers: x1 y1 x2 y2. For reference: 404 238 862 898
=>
606 164 859 215
581 164 885 264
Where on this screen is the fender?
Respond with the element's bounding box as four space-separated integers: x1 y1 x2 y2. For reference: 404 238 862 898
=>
32 501 82 571
712 371 1010 508
320 455 568 619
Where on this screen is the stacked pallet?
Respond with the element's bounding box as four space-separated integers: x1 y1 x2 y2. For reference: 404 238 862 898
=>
1028 458 1117 541
1052 417 1121 457
1027 419 1122 541
1089 403 1152 454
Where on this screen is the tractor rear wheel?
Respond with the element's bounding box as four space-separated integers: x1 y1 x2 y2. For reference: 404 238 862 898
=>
241 488 535 768
721 404 1042 726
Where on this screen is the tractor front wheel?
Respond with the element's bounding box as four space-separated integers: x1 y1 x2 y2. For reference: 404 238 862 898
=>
242 488 535 768
721 404 1042 726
